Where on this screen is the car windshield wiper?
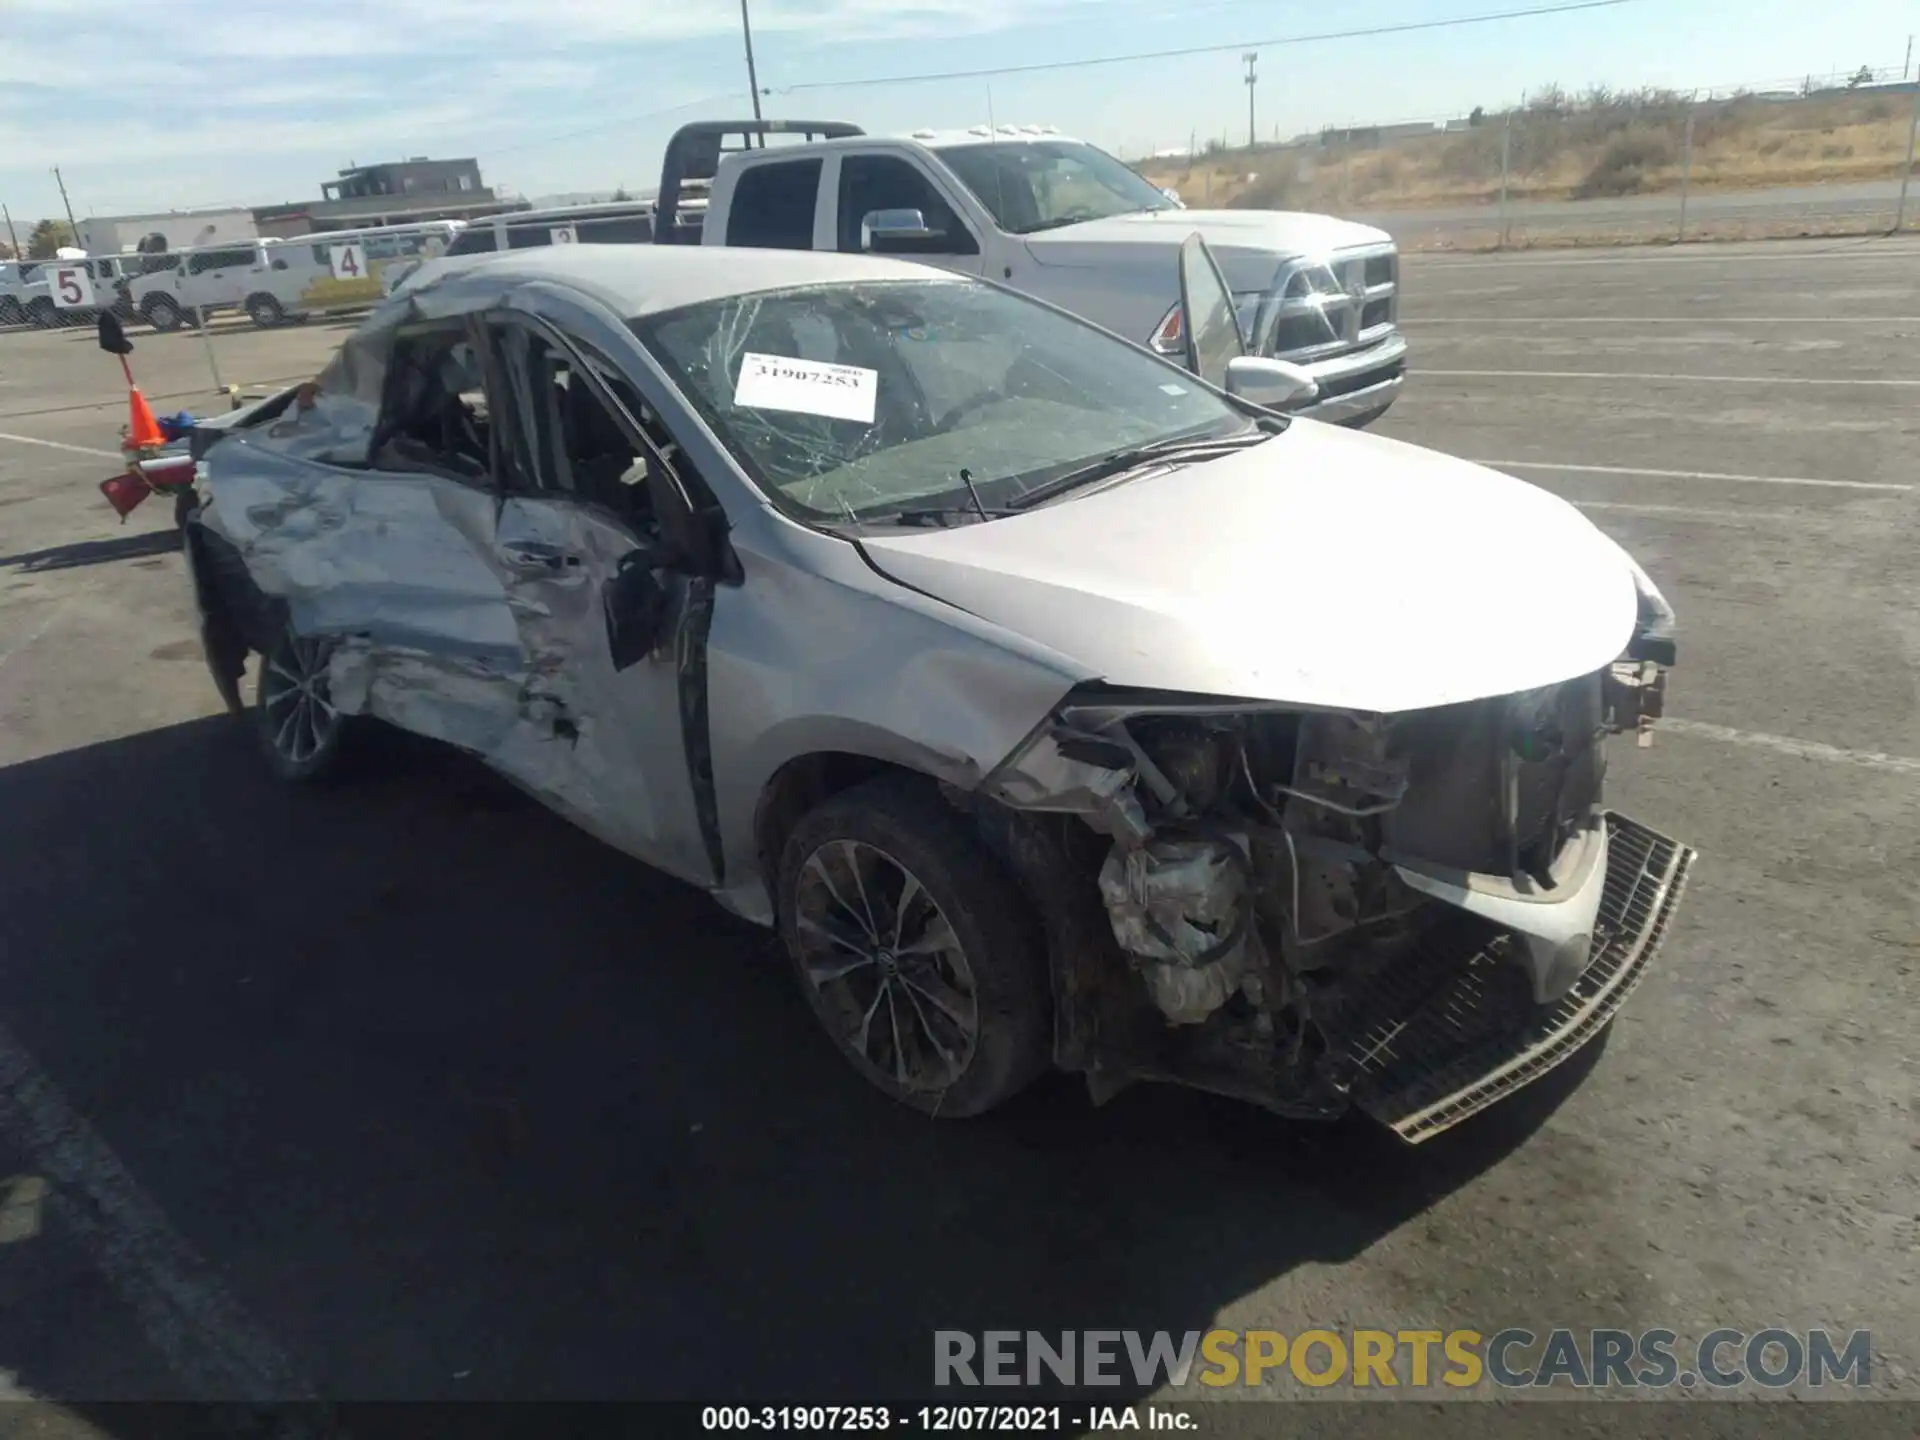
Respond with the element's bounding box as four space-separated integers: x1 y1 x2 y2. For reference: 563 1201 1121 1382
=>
886 503 1017 528
1007 429 1270 511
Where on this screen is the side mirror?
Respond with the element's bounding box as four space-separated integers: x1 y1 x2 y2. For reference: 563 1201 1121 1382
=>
1223 356 1319 411
97 312 133 356
861 208 942 253
602 547 672 671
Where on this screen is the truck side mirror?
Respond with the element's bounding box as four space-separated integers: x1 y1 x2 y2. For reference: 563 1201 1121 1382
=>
861 208 941 253
97 312 133 356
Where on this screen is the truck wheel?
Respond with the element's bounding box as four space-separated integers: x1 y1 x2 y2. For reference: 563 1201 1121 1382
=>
0 298 24 326
776 775 1051 1118
245 293 285 328
26 298 56 329
1338 401 1395 430
143 295 184 332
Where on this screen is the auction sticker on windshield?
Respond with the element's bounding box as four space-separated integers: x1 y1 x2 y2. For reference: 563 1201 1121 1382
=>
735 352 877 424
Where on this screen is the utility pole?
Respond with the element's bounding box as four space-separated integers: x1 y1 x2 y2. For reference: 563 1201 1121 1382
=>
1897 76 1920 232
52 167 79 246
1 203 19 259
740 0 764 124
1243 52 1259 150
1905 34 1913 80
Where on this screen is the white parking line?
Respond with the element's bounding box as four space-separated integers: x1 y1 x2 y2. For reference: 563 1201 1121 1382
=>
1427 368 1920 387
1574 501 1803 522
1406 316 1920 324
0 431 119 459
0 1017 318 1401
1662 719 1920 777
1473 459 1911 492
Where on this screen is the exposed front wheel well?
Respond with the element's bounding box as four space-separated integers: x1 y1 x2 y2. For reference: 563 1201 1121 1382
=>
753 751 918 891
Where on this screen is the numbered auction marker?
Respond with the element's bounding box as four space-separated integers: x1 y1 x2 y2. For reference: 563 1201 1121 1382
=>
51 264 96 309
330 243 368 281
550 226 578 245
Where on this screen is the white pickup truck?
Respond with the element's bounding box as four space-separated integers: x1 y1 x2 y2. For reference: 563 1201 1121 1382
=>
653 120 1407 426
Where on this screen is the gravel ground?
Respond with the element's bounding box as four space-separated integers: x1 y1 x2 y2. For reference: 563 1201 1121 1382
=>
0 238 1914 1436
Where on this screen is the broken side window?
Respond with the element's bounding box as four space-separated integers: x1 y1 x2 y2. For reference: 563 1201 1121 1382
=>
372 321 494 484
489 320 657 530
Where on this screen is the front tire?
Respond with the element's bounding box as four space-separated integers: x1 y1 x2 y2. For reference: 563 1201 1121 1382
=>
254 624 348 783
143 295 184 332
245 293 285 328
26 298 55 329
777 776 1051 1118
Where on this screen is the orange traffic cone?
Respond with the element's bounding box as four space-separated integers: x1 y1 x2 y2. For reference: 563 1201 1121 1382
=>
126 386 163 450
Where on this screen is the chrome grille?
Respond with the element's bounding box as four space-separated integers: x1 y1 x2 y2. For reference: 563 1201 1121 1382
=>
1254 242 1398 365
1338 813 1694 1143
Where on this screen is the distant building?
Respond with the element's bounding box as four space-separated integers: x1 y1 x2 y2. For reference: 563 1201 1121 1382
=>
74 206 257 255
252 156 526 238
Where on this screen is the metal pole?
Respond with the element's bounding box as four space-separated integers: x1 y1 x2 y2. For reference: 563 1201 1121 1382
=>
1498 111 1513 248
739 0 764 123
1 203 19 259
1243 52 1258 150
51 167 80 247
1677 102 1696 241
193 306 225 394
1898 80 1920 232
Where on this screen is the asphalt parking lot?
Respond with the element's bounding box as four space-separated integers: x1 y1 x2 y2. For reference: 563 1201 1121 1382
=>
0 240 1915 1433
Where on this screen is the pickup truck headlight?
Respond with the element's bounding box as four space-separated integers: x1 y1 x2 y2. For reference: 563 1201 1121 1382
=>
1149 292 1275 357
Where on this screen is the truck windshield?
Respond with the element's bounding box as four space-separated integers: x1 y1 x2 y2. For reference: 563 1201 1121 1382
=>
938 141 1177 234
636 278 1250 524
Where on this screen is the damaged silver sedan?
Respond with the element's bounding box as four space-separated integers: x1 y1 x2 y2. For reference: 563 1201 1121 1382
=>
179 241 1692 1141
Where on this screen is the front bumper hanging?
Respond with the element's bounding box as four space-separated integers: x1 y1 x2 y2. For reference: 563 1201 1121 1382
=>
1330 812 1695 1143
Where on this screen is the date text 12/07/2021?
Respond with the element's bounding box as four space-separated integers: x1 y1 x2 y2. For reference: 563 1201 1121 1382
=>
700 1405 1194 1432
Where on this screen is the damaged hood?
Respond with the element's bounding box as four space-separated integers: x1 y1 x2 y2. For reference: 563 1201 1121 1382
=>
1023 209 1390 290
857 421 1648 715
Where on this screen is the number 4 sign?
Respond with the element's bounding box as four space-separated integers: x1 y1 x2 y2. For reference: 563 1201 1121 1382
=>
330 243 368 281
51 264 95 309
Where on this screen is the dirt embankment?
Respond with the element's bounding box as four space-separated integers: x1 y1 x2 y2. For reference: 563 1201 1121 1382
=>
1139 87 1920 212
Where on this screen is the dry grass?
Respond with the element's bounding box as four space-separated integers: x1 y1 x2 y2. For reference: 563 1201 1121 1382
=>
1141 87 1920 212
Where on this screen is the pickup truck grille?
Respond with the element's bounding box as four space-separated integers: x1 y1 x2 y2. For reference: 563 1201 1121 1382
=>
1255 243 1399 366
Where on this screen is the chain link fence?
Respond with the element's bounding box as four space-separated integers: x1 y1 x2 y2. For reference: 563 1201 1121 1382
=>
1141 66 1920 251
0 231 444 423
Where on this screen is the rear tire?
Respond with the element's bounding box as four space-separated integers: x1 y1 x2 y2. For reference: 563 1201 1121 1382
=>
143 295 184 332
254 623 350 783
245 293 285 328
26 298 55 329
776 776 1051 1118
0 298 24 326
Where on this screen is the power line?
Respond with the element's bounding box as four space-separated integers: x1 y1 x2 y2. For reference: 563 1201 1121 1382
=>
770 0 1636 94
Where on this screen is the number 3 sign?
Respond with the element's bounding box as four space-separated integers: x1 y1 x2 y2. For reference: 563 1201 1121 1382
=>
51 264 96 309
330 243 368 280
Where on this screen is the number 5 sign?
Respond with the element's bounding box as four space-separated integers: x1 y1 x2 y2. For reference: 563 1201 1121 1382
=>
330 243 368 281
51 264 96 309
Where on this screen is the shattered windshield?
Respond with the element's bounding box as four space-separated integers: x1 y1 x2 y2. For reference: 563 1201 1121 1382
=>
636 279 1250 523
937 141 1176 234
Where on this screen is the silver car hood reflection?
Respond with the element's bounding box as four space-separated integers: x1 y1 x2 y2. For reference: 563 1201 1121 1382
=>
857 419 1643 715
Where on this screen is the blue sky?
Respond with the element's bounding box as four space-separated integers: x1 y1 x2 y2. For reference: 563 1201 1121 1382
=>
0 0 1912 228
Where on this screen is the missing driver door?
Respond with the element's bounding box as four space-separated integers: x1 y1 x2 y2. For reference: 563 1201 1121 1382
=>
484 313 714 885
